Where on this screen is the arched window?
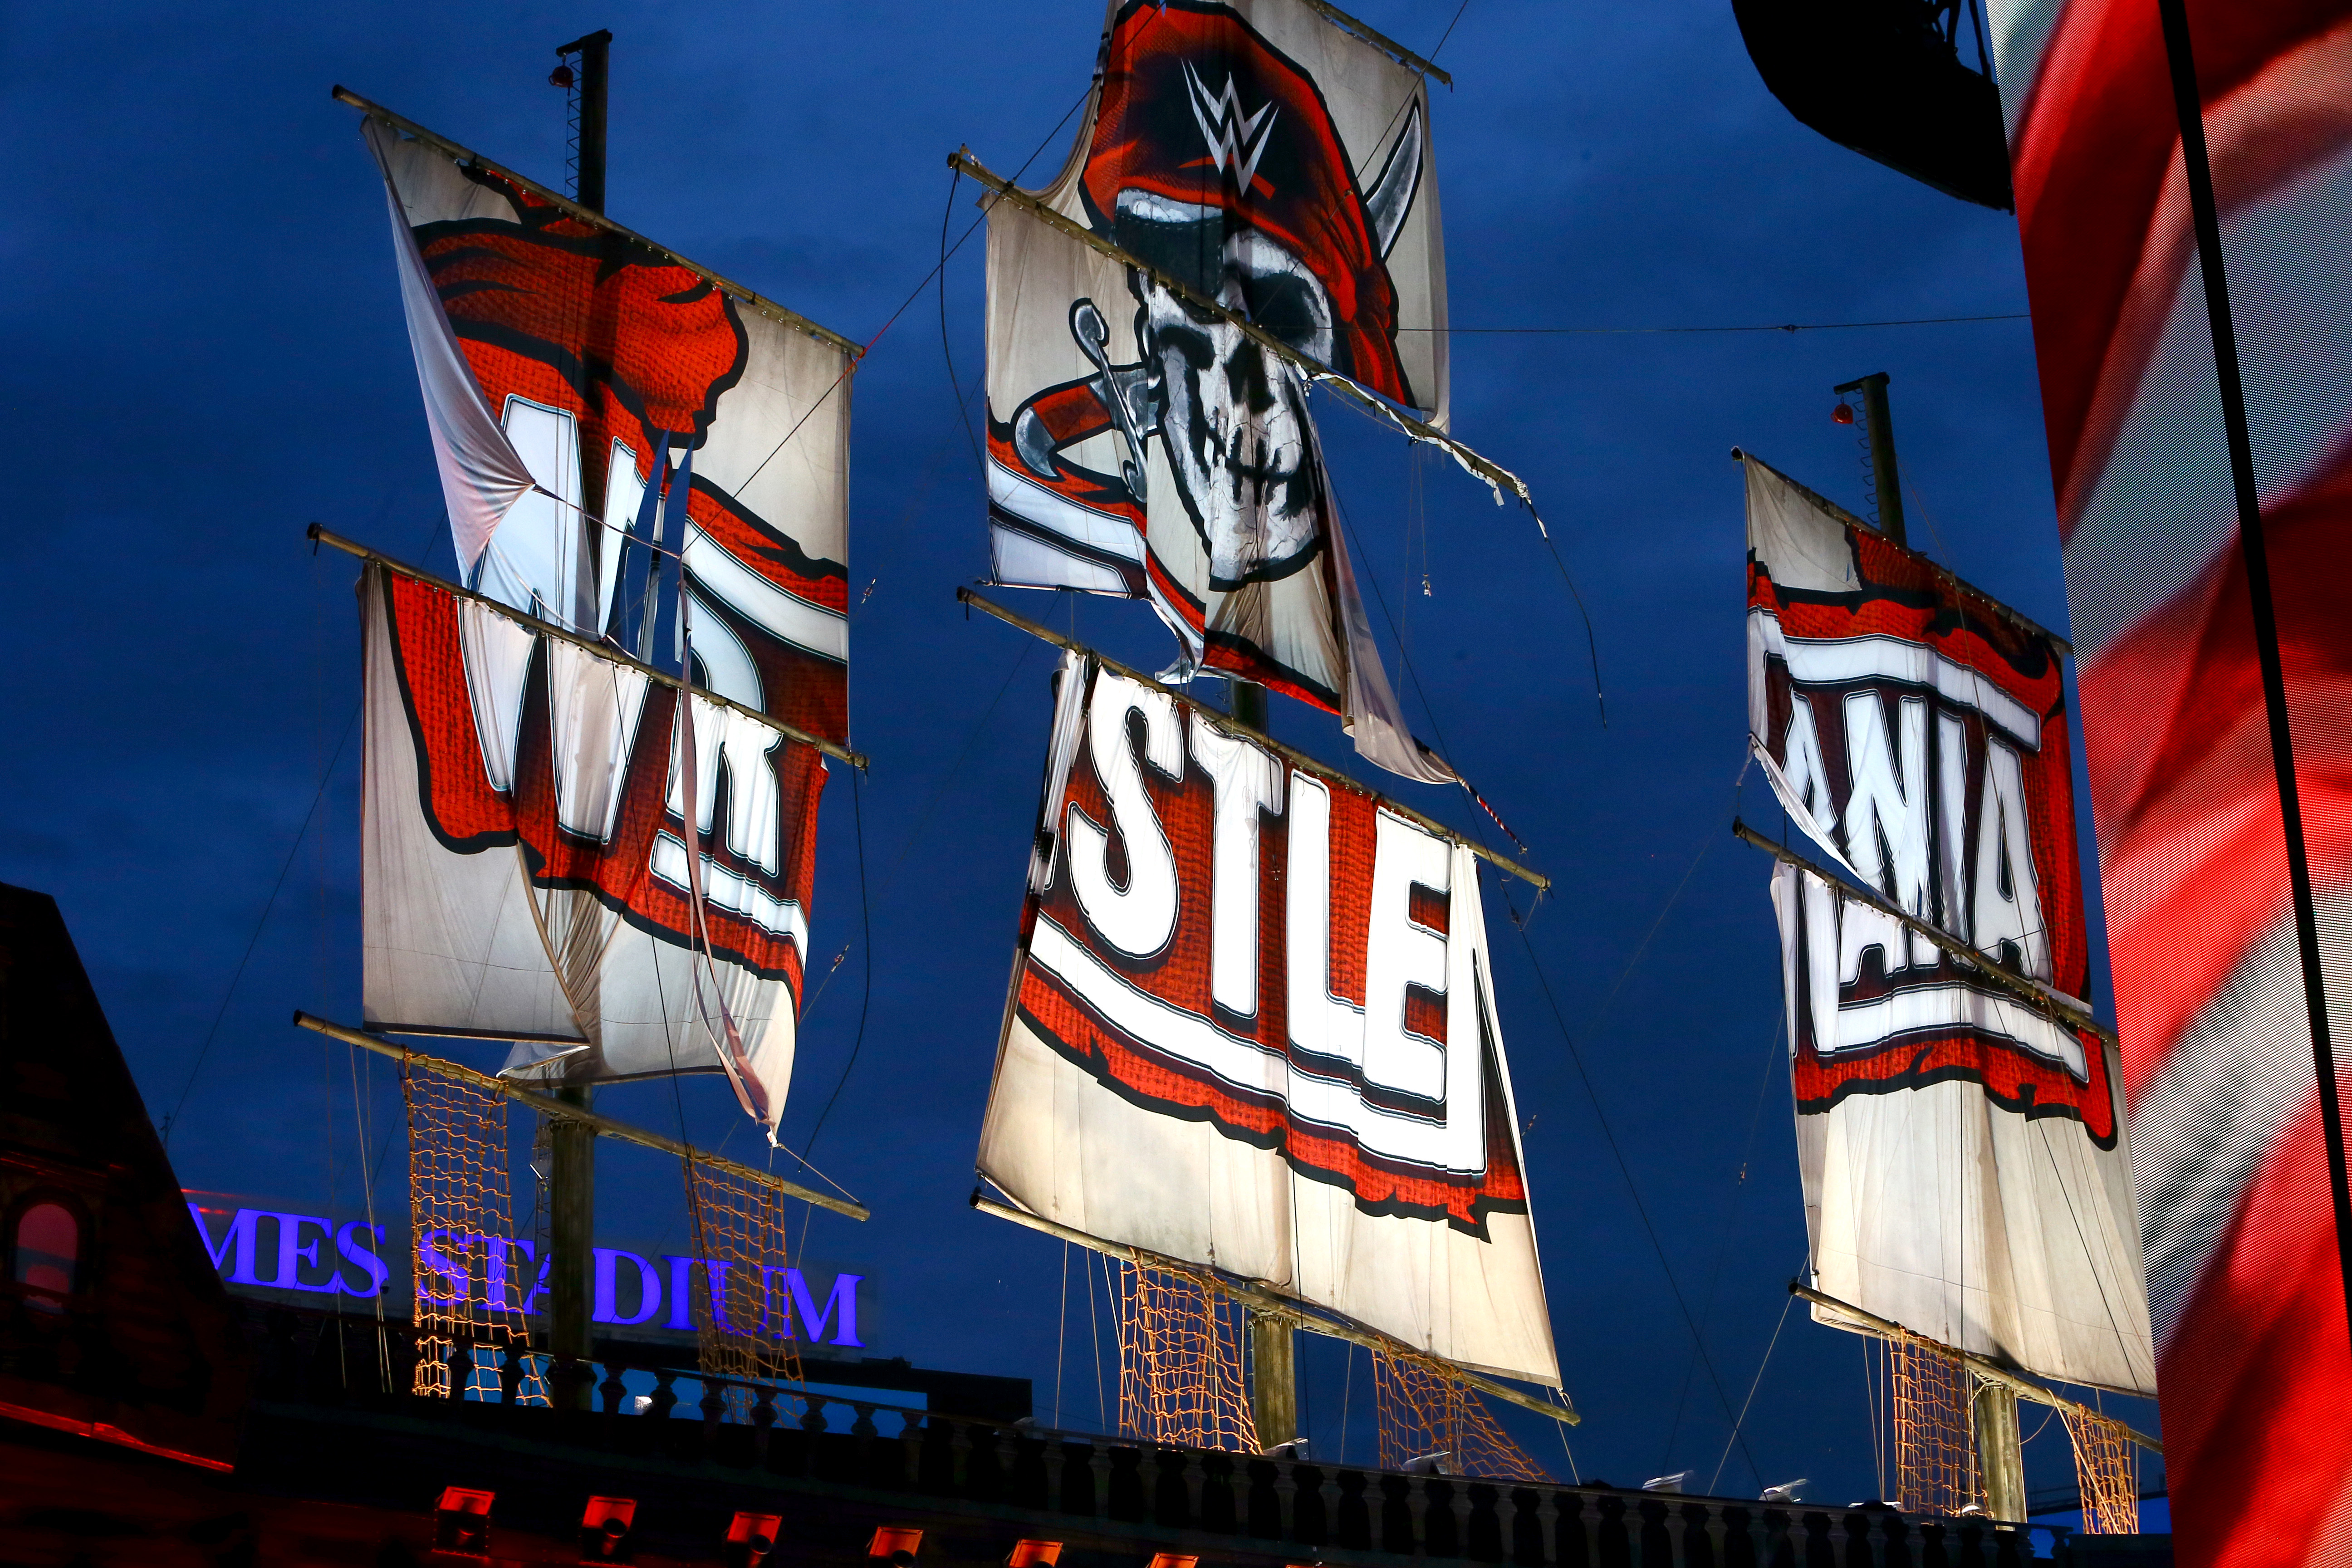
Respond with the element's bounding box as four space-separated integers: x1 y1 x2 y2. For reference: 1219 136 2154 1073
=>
14 1202 80 1311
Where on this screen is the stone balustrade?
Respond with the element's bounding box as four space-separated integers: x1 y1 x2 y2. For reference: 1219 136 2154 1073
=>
241 1305 2052 1568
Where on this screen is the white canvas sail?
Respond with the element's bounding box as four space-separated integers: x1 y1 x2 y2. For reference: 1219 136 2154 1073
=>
977 652 1556 1386
1773 865 2156 1396
365 113 854 749
1745 452 2156 1395
984 194 1449 786
357 104 858 1137
977 0 1454 787
361 563 826 1137
988 0 1449 582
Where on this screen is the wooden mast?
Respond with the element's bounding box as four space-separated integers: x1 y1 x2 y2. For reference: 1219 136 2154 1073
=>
547 24 613 1412
1833 371 1906 546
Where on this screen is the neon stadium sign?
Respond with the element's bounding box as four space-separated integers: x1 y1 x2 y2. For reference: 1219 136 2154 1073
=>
183 1200 863 1346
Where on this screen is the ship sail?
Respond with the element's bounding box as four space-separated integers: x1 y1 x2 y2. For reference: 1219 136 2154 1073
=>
355 108 858 1137
1742 451 2156 1396
976 648 1558 1387
977 0 1455 785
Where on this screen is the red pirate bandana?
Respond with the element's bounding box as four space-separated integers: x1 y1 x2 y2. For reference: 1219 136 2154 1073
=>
1083 1 1412 408
417 169 749 451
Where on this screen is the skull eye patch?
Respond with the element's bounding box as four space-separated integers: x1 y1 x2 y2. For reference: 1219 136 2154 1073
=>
1239 270 1323 352
1111 192 1336 365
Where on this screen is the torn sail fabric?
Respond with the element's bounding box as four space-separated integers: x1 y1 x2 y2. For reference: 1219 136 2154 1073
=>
985 196 1450 786
978 0 1455 786
361 564 824 1137
365 120 538 579
363 114 854 748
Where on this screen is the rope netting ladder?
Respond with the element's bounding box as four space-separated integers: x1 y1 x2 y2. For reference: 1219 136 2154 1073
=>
1886 1331 1982 1517
403 1056 522 1399
1372 1347 1549 1482
684 1154 805 1419
2060 1405 2140 1535
1115 1260 1259 1452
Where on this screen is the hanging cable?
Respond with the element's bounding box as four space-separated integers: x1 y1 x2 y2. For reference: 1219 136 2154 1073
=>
797 765 873 1164
1507 910 1768 1488
941 166 985 468
800 635 1033 1021
1328 486 1531 853
1397 312 2030 336
1708 1283 1799 1494
1055 1240 1072 1427
164 698 360 1144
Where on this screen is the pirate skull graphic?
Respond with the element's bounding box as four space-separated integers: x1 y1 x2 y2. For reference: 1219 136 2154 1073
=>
1076 2 1427 591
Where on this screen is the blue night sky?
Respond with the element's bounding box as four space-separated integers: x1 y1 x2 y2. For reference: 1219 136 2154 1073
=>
0 0 2142 1518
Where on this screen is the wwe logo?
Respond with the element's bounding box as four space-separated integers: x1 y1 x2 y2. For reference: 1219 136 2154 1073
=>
1183 64 1278 192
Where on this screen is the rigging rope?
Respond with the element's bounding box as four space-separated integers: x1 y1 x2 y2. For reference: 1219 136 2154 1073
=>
2061 1404 2141 1534
1373 1345 1548 1481
1398 313 2031 336
1888 1330 1983 1517
175 502 451 1142
942 167 985 469
1054 1240 1070 1428
1116 1260 1259 1453
1323 391 1605 730
734 49 1103 499
1659 1012 1790 1475
1707 1276 1798 1494
348 1043 392 1391
683 1152 806 1410
403 1057 522 1400
1329 479 1757 1483
1089 1239 1108 1431
164 698 358 1145
1350 0 1471 188
1503 894 1768 1489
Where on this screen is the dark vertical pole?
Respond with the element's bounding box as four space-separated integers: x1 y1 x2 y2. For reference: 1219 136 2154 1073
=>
1250 1312 1298 1449
549 1089 595 1406
561 29 612 215
1974 1383 2026 1522
550 25 612 1409
1230 678 1269 734
1833 372 1906 545
2156 0 2352 1349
